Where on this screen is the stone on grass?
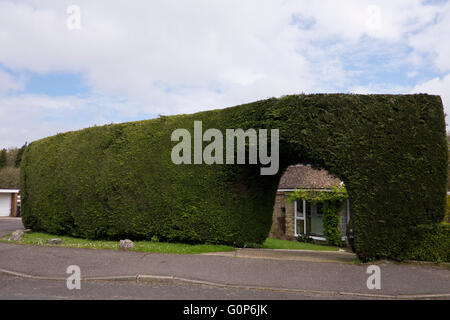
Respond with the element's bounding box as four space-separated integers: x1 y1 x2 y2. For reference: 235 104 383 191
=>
8 230 24 242
120 239 134 250
47 238 63 245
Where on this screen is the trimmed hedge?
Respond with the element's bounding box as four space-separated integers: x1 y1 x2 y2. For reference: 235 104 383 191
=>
20 94 447 261
446 195 450 223
403 223 450 263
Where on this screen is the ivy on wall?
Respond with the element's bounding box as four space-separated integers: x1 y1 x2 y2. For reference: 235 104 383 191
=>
287 185 348 246
287 185 348 203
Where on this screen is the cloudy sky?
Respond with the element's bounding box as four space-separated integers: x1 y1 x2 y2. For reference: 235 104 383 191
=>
1 0 449 148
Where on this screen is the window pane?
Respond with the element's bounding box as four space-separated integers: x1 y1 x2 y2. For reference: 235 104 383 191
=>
296 219 304 235
296 200 303 218
317 202 323 217
305 201 312 217
305 201 312 234
310 203 324 236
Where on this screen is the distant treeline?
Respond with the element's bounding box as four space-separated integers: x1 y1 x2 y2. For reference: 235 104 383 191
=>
0 143 27 189
448 133 450 191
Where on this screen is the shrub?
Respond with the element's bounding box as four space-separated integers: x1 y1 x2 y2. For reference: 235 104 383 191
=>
296 234 312 243
20 94 447 261
322 202 343 246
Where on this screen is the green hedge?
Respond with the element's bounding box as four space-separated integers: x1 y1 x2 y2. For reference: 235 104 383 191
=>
20 94 447 261
403 223 450 263
446 195 450 223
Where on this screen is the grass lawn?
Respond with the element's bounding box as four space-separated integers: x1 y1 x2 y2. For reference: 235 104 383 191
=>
2 232 235 254
257 238 339 251
1 232 339 253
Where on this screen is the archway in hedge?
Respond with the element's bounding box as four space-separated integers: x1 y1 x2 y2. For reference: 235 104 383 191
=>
270 163 351 246
21 94 447 260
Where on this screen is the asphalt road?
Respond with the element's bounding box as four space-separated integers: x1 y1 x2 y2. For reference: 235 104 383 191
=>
0 218 449 300
0 274 369 300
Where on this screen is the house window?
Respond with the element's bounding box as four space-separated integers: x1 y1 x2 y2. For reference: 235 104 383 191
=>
294 199 325 238
310 201 324 236
340 198 351 237
296 219 305 235
316 202 323 217
296 201 303 218
294 200 305 236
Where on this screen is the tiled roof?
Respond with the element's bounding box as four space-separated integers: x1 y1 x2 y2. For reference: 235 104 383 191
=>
278 165 342 189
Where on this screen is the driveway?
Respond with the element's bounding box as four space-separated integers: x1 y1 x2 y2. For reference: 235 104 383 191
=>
0 217 23 237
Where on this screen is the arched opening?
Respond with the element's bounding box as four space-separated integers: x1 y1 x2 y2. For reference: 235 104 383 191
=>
269 164 351 244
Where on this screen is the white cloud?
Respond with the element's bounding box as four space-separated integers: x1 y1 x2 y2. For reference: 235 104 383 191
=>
0 70 25 94
407 71 419 78
0 93 149 148
408 2 450 72
220 69 266 86
411 74 450 128
0 0 449 146
0 0 441 98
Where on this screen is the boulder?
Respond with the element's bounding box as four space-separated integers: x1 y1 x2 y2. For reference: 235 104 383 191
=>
46 238 63 245
8 230 24 242
120 239 134 250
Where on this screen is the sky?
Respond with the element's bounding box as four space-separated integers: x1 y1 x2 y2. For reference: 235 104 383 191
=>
1 0 450 148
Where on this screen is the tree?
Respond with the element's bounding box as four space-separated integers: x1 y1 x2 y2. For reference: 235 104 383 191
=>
0 149 6 169
447 133 450 190
0 166 20 188
6 148 18 167
15 142 27 168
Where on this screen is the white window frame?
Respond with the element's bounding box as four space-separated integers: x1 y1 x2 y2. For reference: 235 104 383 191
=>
294 199 306 237
289 188 338 240
293 197 327 241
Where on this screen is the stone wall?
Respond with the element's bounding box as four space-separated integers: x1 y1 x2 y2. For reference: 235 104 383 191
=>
269 191 286 239
284 194 295 240
269 191 295 240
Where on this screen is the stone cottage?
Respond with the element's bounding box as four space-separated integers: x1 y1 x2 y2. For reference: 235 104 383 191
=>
270 165 351 241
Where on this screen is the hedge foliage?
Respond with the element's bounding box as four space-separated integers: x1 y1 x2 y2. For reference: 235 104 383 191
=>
446 195 450 223
20 94 447 261
403 223 450 263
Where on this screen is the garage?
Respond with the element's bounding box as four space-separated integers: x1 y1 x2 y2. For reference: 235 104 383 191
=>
0 189 19 217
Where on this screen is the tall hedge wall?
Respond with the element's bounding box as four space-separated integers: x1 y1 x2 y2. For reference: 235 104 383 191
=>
20 94 447 261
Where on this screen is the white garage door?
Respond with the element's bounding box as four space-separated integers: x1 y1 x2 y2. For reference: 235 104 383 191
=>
0 194 11 217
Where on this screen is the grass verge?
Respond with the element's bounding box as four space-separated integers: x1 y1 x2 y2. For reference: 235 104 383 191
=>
1 232 339 253
257 238 339 251
1 232 235 254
